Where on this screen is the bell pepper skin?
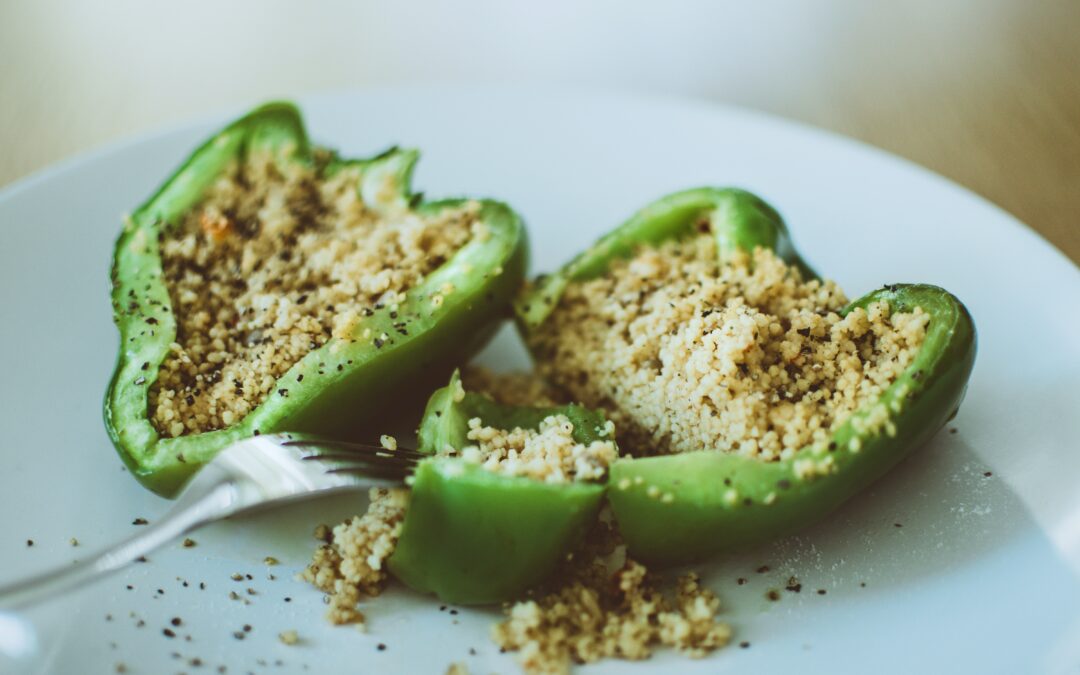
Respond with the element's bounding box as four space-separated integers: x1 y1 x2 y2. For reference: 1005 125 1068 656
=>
518 188 977 566
105 103 528 497
387 372 609 604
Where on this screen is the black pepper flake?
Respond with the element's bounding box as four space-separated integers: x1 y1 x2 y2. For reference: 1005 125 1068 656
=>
185 395 195 406
135 556 148 563
243 624 252 632
828 441 837 451
469 648 477 656
374 338 384 348
199 582 206 590
297 374 304 382
785 577 802 593
145 317 159 325
336 364 343 371
766 590 780 601
777 479 791 490
949 428 958 434
171 617 182 627
26 539 33 547
893 523 902 528
162 628 175 638
126 584 134 590
817 589 827 595
736 577 747 585
449 609 458 615
284 597 292 602
723 478 732 486
983 471 993 477
278 388 289 397
742 497 753 506
132 518 149 526
860 582 867 588
740 641 751 649
389 311 398 319
233 631 245 640
376 644 387 651
756 565 770 574
141 362 149 370
253 429 260 436
439 605 446 611
296 294 308 305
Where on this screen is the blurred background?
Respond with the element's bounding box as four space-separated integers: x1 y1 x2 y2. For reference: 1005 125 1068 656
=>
0 0 1076 261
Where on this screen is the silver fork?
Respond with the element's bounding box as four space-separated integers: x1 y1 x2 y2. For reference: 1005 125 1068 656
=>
0 433 421 610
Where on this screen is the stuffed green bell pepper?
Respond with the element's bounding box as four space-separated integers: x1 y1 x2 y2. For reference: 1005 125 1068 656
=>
387 371 615 604
106 102 527 497
518 187 976 566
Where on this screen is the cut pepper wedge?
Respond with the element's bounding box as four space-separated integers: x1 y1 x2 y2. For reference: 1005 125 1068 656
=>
105 103 528 496
518 187 976 566
387 371 610 604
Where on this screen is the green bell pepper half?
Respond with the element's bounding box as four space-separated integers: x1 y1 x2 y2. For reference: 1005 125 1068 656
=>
105 103 528 497
387 371 610 604
517 187 976 566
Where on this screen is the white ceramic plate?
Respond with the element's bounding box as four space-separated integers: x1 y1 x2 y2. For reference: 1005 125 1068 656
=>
1 86 1078 675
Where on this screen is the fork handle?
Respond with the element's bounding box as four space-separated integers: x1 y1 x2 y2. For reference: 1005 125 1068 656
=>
0 472 237 610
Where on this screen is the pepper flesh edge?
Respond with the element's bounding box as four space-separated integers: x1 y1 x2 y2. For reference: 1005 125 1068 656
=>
386 371 609 604
516 188 977 566
606 283 976 565
104 103 529 496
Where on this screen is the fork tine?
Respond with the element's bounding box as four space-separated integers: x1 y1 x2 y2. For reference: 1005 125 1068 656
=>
282 437 428 460
325 465 416 479
301 451 419 467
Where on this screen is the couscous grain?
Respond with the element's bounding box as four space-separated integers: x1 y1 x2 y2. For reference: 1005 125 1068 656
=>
529 234 927 461
149 150 477 437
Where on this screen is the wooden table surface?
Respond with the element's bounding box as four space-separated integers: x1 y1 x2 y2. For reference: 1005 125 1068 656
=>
1 1 1076 263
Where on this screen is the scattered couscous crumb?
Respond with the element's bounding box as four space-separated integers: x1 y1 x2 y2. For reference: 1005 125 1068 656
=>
445 415 616 483
149 149 479 437
278 630 300 645
264 556 280 566
182 538 197 548
445 663 469 675
380 435 398 451
529 235 927 461
492 517 731 674
300 488 409 627
69 537 79 547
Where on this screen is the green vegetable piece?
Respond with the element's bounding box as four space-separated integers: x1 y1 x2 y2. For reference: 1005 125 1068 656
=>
105 103 528 496
517 187 976 566
388 371 609 604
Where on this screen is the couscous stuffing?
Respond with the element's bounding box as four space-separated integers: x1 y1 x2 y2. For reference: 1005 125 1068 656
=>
300 487 409 627
492 516 731 674
443 415 617 483
460 366 565 408
529 234 928 461
149 149 478 437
